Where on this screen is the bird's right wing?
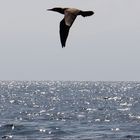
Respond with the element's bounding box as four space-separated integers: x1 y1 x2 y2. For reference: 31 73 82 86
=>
59 18 70 48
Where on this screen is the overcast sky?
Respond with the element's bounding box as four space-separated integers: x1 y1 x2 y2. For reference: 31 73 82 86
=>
0 0 140 81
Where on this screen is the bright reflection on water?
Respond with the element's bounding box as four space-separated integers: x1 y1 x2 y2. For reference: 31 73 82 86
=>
0 81 140 139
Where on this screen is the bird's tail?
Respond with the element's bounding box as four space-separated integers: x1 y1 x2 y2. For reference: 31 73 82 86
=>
79 11 94 17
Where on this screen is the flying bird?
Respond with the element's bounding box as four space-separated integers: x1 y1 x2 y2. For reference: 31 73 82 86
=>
48 7 94 48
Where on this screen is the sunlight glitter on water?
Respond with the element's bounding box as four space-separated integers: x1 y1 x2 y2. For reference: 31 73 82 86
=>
0 81 140 139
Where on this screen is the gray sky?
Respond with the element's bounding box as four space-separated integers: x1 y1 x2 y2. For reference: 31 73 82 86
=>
0 0 140 81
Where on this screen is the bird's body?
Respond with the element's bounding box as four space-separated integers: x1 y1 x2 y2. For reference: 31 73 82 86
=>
64 8 79 26
48 7 94 48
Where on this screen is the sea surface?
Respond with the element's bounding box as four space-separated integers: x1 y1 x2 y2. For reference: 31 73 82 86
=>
0 81 140 140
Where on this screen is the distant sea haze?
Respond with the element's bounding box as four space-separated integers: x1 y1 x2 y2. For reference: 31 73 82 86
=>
0 81 140 139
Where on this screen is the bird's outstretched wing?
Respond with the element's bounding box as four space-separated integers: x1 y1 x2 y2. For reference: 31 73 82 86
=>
79 11 94 17
59 18 70 48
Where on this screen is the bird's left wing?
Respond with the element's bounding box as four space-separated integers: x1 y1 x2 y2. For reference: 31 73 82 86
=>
59 18 70 47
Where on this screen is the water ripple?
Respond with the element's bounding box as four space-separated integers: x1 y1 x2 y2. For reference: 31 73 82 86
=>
0 81 140 139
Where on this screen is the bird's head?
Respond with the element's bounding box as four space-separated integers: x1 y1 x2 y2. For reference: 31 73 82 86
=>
47 7 59 11
47 7 65 14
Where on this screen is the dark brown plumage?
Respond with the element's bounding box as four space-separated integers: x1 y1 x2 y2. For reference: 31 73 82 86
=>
48 7 94 48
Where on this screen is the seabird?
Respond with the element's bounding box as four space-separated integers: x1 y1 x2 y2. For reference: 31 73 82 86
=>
48 7 94 48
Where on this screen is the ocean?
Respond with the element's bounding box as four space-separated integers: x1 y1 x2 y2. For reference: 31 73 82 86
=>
0 81 140 140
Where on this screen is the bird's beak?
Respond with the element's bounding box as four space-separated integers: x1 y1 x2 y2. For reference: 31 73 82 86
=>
47 9 52 11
